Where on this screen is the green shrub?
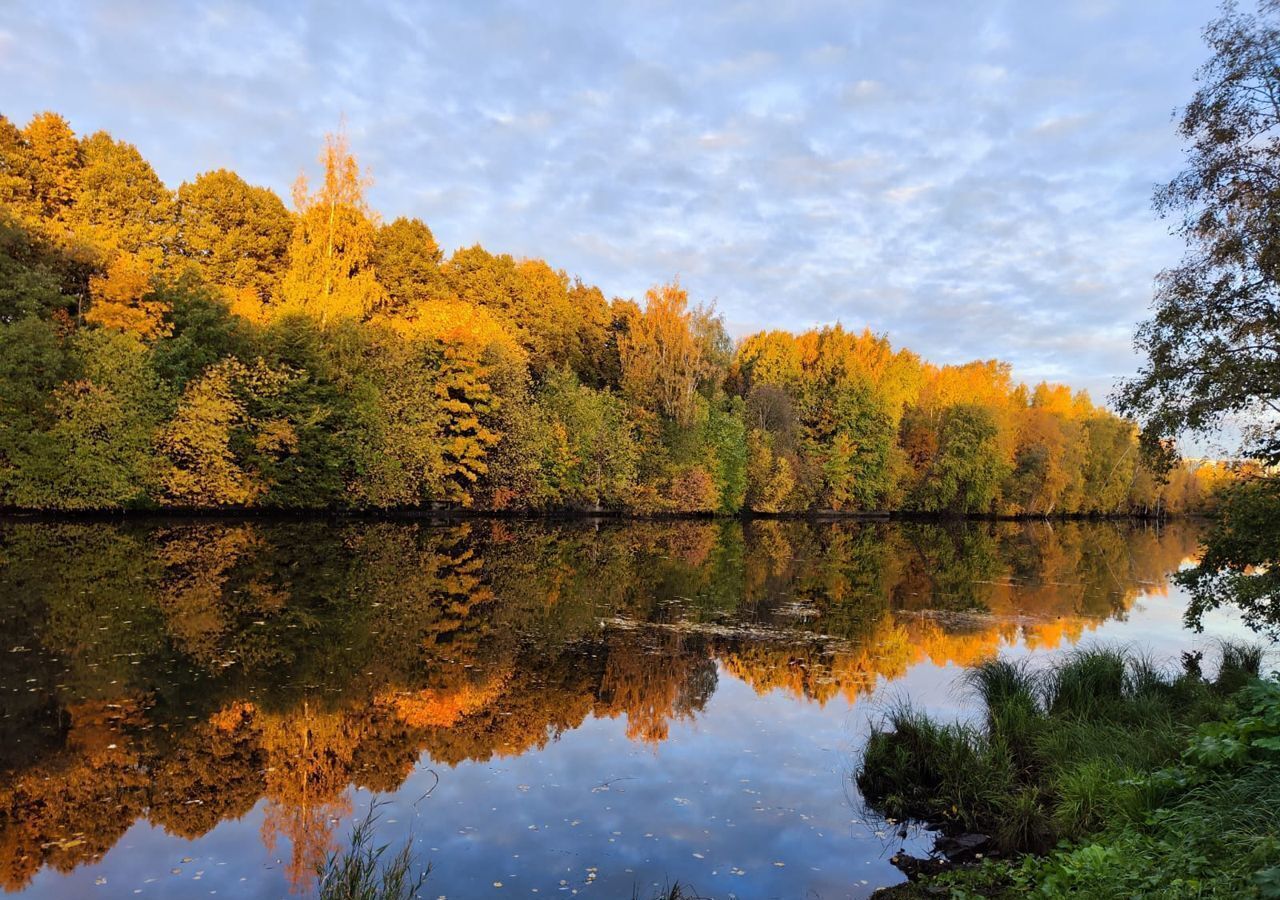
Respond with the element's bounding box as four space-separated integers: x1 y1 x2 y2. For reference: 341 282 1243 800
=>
860 645 1278 898
1051 758 1139 837
857 704 986 826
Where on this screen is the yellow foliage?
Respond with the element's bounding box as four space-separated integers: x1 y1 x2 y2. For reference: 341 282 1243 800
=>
620 281 719 425
278 131 383 323
228 284 272 324
386 297 526 363
85 253 170 339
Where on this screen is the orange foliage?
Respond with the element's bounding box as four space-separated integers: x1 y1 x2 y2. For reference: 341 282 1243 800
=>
378 672 510 728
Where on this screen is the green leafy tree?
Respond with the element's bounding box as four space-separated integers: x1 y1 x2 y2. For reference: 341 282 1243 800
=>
371 216 444 316
0 212 75 322
912 404 1009 514
343 327 455 507
0 316 70 501
149 277 255 389
1182 477 1280 637
1079 416 1138 514
492 369 638 509
1117 2 1280 461
250 314 360 506
12 331 167 509
158 357 294 506
705 398 748 514
1115 2 1280 630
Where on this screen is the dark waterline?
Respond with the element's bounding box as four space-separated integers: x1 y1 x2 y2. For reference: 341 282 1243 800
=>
0 518 1241 898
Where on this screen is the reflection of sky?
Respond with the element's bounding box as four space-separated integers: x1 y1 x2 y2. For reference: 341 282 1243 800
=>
18 580 1257 899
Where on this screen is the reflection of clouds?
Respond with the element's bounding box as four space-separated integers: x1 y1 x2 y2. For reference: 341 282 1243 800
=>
0 0 1208 399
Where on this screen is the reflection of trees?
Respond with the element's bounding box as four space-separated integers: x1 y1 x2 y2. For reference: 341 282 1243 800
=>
0 518 1200 890
258 705 359 893
597 632 717 743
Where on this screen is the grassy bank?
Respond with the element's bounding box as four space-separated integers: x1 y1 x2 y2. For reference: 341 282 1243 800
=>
858 644 1280 898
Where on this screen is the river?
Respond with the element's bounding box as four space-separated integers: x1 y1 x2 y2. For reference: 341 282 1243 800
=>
0 518 1249 898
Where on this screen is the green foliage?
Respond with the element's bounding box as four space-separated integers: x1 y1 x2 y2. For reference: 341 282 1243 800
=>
0 211 75 322
342 328 450 508
1179 477 1280 638
936 676 1280 899
0 315 71 499
1079 416 1137 514
704 398 748 514
372 216 443 315
249 315 361 507
911 404 1009 514
175 168 293 304
10 330 168 509
150 277 255 388
158 357 295 506
493 369 638 509
1114 2 1280 633
857 645 1265 849
1116 2 1280 466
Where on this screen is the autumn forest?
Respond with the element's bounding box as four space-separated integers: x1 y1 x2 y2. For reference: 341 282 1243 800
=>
0 112 1218 515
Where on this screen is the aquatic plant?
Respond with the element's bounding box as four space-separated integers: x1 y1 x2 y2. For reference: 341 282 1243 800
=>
317 804 429 900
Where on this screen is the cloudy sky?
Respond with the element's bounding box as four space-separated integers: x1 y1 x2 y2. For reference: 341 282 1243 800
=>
0 0 1217 402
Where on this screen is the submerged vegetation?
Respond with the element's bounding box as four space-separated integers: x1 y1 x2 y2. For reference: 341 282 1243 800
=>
858 644 1279 898
0 111 1226 515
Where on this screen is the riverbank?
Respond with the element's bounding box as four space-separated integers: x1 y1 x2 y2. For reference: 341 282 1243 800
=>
0 504 1192 524
859 645 1279 898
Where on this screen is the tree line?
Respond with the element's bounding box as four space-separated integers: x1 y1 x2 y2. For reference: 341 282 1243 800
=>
0 111 1221 514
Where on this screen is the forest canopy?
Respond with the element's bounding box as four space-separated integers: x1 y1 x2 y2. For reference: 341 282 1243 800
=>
0 111 1221 514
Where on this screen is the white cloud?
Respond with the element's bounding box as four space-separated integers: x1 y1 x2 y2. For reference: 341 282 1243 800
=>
0 0 1214 405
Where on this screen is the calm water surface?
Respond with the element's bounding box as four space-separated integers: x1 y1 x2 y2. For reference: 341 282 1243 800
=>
0 518 1248 898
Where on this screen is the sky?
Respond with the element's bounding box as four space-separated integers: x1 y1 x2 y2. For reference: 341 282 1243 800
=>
0 0 1219 404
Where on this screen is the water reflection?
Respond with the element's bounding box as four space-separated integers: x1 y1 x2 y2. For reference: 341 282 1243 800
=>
0 518 1198 894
